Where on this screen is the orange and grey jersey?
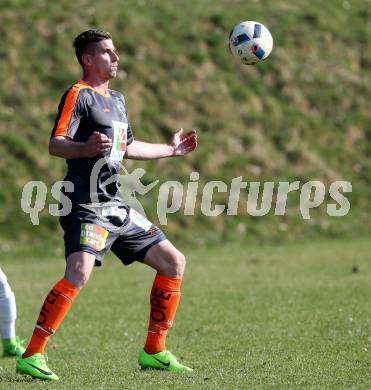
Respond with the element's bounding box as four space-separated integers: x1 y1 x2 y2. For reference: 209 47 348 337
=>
51 80 134 207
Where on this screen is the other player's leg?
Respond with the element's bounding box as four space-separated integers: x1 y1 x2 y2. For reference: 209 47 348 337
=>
0 268 25 357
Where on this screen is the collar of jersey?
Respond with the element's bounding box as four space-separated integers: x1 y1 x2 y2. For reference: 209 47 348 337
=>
77 79 111 98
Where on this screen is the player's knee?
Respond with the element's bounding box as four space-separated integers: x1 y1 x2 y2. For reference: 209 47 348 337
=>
67 263 92 288
168 251 186 277
65 252 95 288
64 265 89 288
73 269 90 288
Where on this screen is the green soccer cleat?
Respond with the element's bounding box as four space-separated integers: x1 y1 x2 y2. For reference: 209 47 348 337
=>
16 353 59 381
138 349 193 372
2 336 26 357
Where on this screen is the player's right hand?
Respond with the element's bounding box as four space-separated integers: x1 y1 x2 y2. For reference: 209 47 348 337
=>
84 131 113 157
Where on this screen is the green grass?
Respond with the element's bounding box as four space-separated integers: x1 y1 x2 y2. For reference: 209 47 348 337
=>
1 238 370 389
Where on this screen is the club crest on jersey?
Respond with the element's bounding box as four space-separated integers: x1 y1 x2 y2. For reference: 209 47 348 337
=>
110 120 128 162
116 127 127 151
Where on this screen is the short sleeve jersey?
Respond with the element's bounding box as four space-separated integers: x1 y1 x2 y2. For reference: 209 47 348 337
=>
51 80 134 207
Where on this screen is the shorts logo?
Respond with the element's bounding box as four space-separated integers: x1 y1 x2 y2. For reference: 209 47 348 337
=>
80 223 109 251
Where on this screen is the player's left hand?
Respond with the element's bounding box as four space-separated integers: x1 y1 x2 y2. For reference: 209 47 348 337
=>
170 128 197 156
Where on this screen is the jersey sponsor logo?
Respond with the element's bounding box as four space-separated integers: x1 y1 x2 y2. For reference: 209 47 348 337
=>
80 223 109 251
110 120 128 162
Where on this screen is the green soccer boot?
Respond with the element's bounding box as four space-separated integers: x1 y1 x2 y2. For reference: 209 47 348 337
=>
2 336 26 357
138 349 193 372
16 353 59 381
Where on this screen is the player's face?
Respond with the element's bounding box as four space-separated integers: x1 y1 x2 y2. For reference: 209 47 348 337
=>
88 39 119 80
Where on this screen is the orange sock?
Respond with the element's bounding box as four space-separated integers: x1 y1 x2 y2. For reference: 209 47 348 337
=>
23 278 80 357
144 274 182 354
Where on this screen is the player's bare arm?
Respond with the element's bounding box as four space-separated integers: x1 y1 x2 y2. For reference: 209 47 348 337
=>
49 132 112 159
126 128 197 160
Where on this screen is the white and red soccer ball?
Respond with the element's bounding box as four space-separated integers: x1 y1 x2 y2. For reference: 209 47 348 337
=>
229 21 273 65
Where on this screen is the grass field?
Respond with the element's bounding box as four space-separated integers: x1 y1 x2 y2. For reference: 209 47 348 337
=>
1 238 370 389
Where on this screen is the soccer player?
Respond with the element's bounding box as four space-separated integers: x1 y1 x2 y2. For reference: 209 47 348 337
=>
0 267 25 357
16 29 197 381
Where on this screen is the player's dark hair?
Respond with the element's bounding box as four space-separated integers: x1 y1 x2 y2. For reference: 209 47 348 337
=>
73 29 112 67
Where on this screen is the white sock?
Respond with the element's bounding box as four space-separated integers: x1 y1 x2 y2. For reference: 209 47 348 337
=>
0 268 16 339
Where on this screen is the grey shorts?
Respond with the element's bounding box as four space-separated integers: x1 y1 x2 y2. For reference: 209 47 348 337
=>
62 206 166 266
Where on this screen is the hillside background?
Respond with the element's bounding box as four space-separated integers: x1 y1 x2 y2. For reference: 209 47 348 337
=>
0 0 370 253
